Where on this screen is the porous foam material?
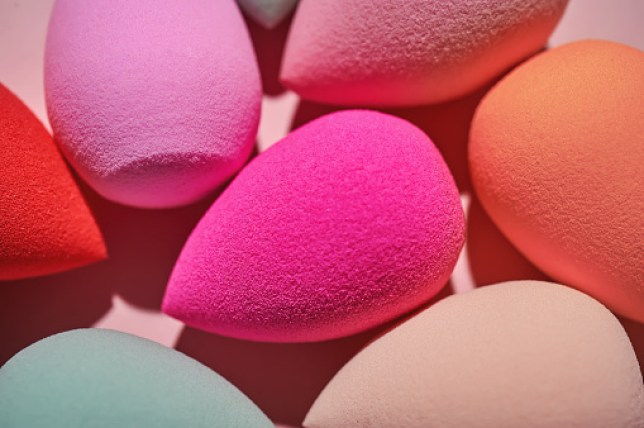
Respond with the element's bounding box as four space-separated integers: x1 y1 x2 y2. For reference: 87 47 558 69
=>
0 329 273 428
237 0 298 29
469 40 644 322
304 281 644 428
281 0 568 106
0 83 105 280
45 0 261 208
163 110 464 342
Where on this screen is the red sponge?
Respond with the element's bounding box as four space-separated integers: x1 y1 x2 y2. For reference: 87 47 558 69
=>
0 84 106 280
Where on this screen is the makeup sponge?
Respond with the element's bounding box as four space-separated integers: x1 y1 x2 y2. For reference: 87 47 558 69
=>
45 0 261 208
238 0 298 29
0 329 272 428
305 281 644 428
0 83 105 280
469 40 644 322
281 0 568 106
163 110 464 342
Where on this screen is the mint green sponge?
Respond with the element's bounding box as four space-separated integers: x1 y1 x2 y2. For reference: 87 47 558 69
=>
0 329 272 428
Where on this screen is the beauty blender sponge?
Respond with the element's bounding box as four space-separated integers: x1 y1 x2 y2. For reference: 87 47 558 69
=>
0 83 105 280
304 281 644 428
163 110 464 342
469 40 644 322
280 0 568 107
238 0 298 29
0 329 273 428
45 0 261 209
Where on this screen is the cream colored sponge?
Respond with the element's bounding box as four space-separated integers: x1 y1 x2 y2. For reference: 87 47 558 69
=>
470 40 644 322
305 281 644 428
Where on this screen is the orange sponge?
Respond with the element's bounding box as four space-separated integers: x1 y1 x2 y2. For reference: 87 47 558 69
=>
0 84 106 280
470 40 644 322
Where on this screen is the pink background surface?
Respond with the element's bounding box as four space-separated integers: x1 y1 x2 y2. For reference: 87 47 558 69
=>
1 1 642 426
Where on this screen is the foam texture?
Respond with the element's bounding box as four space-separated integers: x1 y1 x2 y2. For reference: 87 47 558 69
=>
305 281 644 428
0 329 272 428
163 110 464 342
281 0 568 106
237 0 298 29
0 83 105 280
469 40 644 322
45 0 261 208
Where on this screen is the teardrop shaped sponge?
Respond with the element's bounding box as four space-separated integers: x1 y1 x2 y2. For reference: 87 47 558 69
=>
0 329 273 428
45 0 261 208
163 110 465 342
237 0 298 29
469 40 644 322
0 83 105 280
305 281 644 428
281 0 568 106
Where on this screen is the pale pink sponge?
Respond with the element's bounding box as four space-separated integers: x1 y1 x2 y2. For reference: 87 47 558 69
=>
281 0 568 106
45 0 261 208
163 110 465 342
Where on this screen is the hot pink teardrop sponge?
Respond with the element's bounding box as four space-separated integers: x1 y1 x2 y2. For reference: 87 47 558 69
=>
281 0 568 106
45 0 261 208
163 110 465 342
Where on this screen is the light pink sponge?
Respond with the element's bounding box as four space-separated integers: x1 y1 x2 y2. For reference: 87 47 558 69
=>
281 0 568 106
45 0 261 208
163 110 465 342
